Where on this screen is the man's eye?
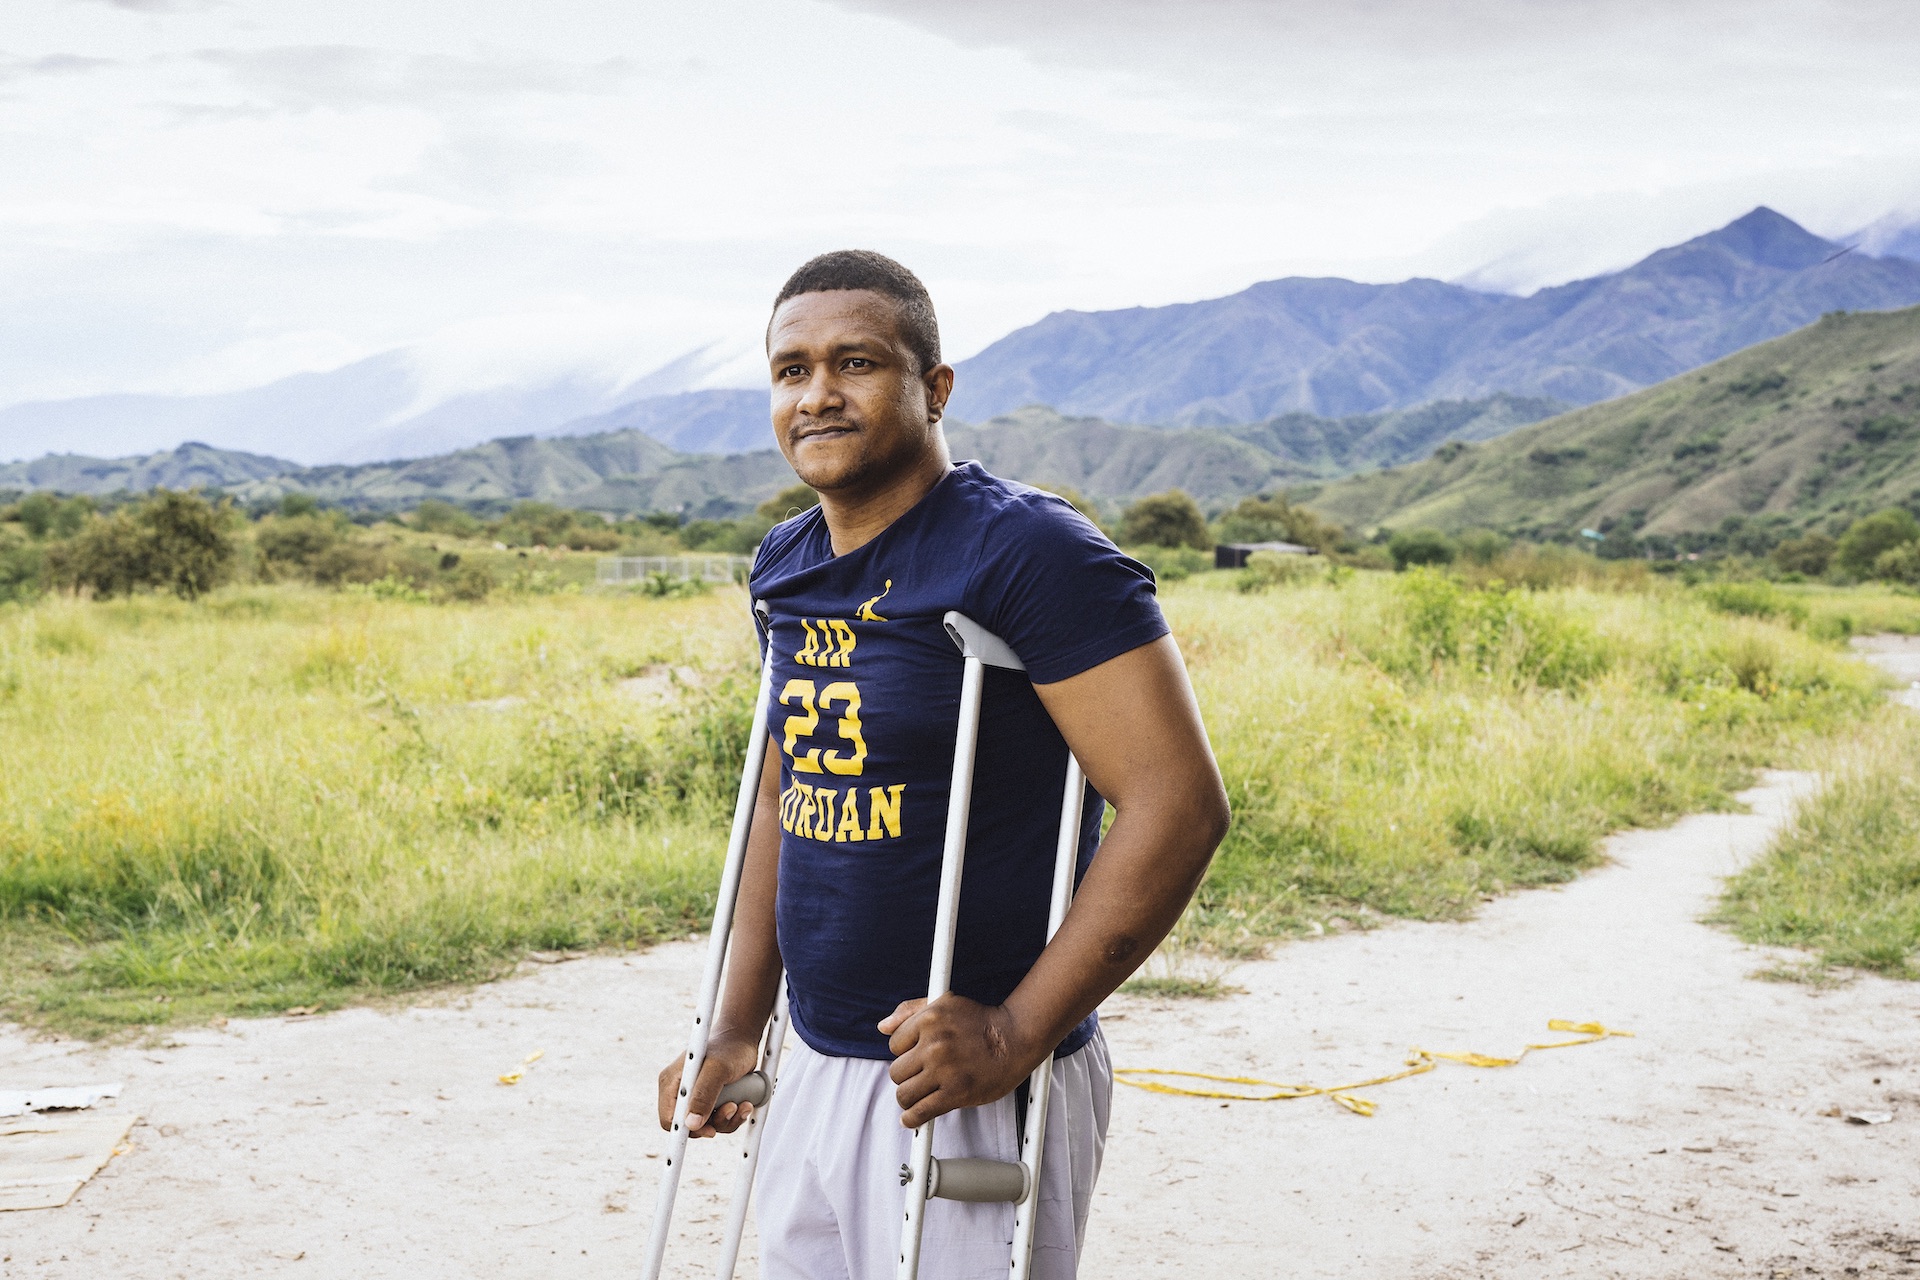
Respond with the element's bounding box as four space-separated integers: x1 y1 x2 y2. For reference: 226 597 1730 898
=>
844 358 871 370
780 365 806 379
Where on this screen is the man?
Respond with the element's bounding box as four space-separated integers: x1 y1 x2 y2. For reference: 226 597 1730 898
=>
658 250 1229 1279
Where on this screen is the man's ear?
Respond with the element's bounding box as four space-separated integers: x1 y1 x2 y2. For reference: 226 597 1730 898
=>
924 363 955 425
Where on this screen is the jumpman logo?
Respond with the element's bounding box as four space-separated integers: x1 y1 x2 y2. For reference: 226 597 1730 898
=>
855 580 892 622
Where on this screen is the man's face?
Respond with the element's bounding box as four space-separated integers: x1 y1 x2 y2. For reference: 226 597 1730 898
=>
767 289 952 495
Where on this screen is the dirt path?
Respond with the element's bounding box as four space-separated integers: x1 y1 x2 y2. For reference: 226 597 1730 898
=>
5 712 1919 1277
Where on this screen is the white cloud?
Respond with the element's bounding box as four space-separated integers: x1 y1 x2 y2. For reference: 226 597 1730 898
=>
1 0 1918 429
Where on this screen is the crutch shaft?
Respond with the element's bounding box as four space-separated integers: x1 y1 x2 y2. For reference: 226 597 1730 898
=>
1011 755 1087 1278
897 650 989 1280
642 652 776 1280
715 982 790 1280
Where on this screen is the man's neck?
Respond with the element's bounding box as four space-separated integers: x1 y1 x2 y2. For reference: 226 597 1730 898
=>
818 444 953 557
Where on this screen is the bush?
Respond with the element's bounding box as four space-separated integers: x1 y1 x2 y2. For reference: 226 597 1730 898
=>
680 517 774 555
1388 528 1456 570
410 500 482 538
447 561 495 602
1874 542 1920 586
1771 532 1835 577
55 491 236 600
10 493 93 541
1697 581 1808 626
1455 529 1508 566
255 514 341 569
0 542 46 603
1237 550 1319 592
1836 508 1920 578
1213 494 1340 552
1376 569 1609 690
1128 544 1213 583
1120 491 1210 550
308 542 397 586
756 484 820 522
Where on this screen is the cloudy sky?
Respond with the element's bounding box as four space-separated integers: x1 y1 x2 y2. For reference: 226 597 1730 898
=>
4 0 1919 409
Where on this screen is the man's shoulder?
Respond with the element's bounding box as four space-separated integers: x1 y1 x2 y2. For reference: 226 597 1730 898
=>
945 462 1106 550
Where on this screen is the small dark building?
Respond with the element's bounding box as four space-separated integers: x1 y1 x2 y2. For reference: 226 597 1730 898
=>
1214 540 1318 569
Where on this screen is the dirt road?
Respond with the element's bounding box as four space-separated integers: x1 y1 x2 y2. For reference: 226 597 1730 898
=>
5 721 1919 1277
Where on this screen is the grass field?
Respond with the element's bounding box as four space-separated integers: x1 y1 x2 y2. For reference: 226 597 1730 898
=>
1716 705 1920 980
0 570 1900 1033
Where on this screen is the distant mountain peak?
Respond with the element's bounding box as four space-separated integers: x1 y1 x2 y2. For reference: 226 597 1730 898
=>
1692 206 1836 270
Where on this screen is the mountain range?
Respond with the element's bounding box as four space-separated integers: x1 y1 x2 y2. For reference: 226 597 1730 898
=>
0 395 1562 515
947 208 1920 424
4 208 1917 471
1301 304 1920 538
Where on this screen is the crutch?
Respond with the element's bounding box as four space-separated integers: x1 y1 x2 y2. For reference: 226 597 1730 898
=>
645 602 793 1280
896 612 1089 1280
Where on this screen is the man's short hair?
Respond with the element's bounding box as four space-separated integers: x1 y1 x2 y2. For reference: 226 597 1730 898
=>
770 250 942 375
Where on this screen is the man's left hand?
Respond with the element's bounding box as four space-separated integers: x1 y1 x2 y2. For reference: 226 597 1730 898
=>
880 994 1036 1128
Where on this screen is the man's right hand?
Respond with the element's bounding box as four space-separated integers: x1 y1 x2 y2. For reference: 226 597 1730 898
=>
657 1032 762 1138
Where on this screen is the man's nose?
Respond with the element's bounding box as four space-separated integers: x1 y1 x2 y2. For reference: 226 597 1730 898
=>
796 369 843 418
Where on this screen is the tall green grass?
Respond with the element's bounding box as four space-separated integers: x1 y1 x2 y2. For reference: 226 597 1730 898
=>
0 588 756 1029
1177 569 1879 953
1716 708 1920 979
0 572 1888 1032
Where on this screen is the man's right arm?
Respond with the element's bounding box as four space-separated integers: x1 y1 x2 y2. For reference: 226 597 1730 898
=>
655 736 785 1136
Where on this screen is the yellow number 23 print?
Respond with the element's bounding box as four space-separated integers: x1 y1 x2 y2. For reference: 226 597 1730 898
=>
780 679 868 776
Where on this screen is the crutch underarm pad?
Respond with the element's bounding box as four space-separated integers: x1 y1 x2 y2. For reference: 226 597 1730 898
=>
942 612 1026 672
923 1157 1031 1204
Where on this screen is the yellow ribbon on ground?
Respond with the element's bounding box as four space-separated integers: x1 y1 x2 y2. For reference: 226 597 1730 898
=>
1114 1019 1632 1117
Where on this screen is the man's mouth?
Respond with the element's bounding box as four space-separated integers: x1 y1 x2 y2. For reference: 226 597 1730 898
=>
793 421 858 443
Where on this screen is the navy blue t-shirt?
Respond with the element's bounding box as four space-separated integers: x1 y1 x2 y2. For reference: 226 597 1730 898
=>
749 462 1168 1060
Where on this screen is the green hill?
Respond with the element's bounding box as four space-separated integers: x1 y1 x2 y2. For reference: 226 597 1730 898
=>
1302 306 1920 538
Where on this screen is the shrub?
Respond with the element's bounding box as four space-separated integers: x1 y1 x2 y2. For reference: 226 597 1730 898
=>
1237 550 1320 592
0 542 46 604
255 514 341 568
1836 508 1920 578
1771 532 1835 577
54 491 236 600
1378 570 1608 689
410 500 482 538
444 561 494 601
1455 529 1508 566
756 484 820 522
8 493 91 540
1120 491 1210 550
1213 494 1341 552
1388 528 1456 570
679 515 774 555
1697 581 1808 626
1874 543 1920 586
1129 544 1212 583
308 542 397 586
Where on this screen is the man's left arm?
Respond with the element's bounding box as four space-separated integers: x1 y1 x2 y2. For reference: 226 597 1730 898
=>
880 634 1230 1126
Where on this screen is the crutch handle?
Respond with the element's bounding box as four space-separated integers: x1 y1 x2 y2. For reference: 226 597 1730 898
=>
713 1070 772 1109
912 1156 1031 1204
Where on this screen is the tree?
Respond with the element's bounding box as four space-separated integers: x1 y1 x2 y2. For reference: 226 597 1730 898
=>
1836 508 1920 578
1455 529 1508 566
1770 532 1835 577
255 514 341 568
410 499 481 537
10 493 91 540
1389 528 1457 570
1119 491 1210 550
1213 493 1341 552
756 484 820 522
57 491 236 599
